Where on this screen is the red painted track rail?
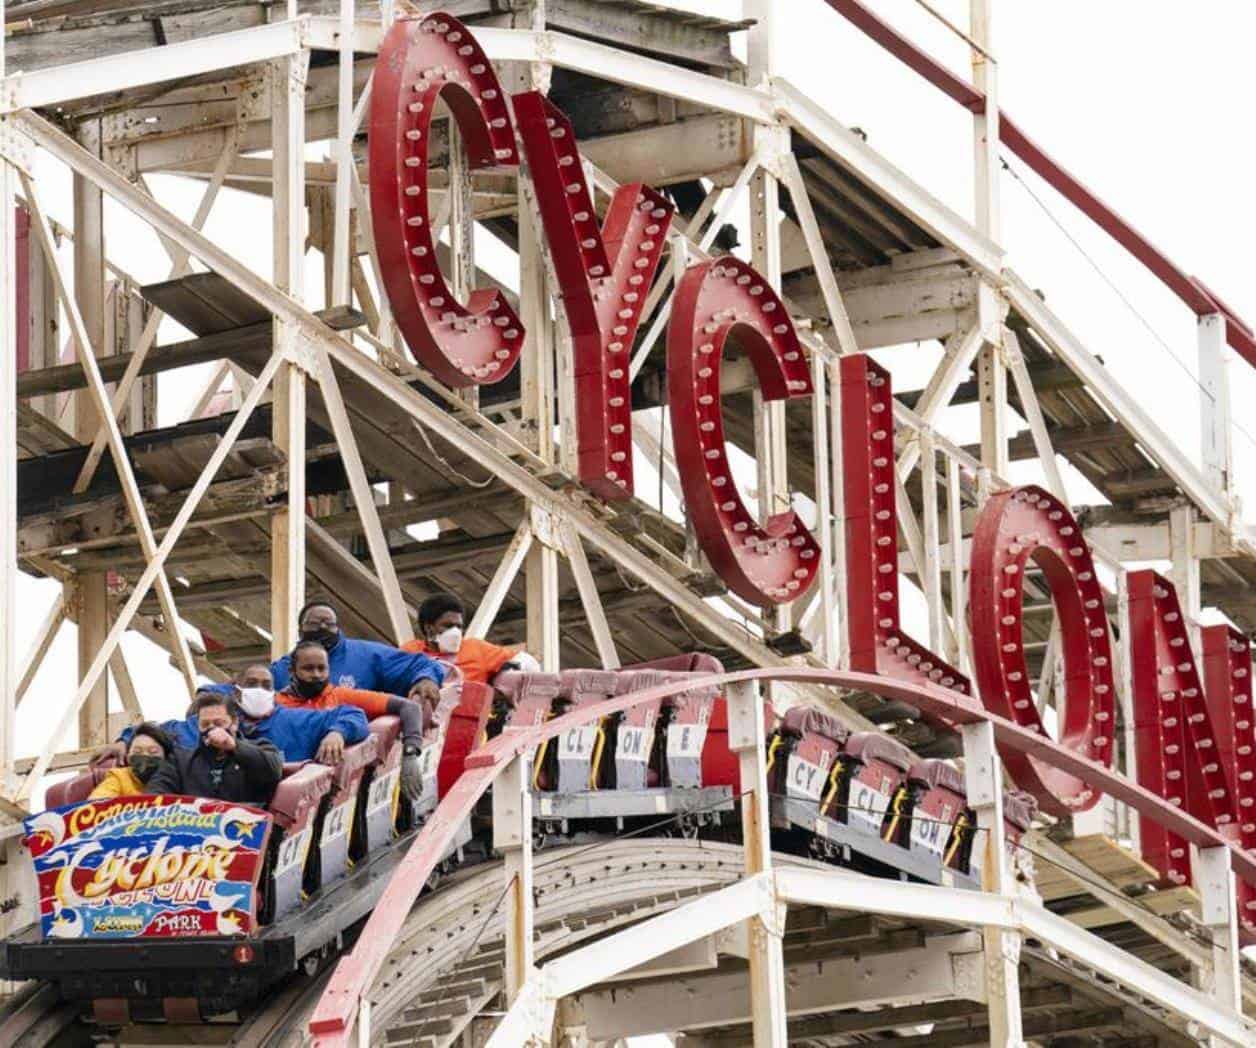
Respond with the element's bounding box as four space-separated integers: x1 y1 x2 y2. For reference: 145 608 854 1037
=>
823 0 1256 366
308 667 1256 1045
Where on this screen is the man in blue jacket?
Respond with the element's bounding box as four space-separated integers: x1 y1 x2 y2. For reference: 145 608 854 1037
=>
103 665 368 765
269 600 446 704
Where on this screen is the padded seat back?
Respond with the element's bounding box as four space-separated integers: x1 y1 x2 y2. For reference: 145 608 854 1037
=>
496 673 562 730
315 736 379 891
268 763 335 922
907 760 969 864
551 671 618 793
781 709 847 805
841 732 914 836
437 682 496 799
495 674 562 789
47 767 113 809
625 653 725 675
361 716 404 854
781 708 847 744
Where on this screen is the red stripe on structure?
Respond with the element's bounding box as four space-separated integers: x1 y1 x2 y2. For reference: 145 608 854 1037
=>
823 0 1256 365
309 666 1256 1043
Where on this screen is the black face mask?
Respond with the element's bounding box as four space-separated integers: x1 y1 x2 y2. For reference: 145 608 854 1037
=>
129 755 163 783
300 627 340 652
293 676 326 700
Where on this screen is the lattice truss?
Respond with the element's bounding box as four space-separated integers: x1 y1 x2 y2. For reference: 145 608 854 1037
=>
1 1 1256 1046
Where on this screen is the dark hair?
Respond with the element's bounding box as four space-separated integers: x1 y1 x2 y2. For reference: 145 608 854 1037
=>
191 691 239 720
291 638 329 662
236 663 273 684
298 599 339 625
418 592 465 629
128 722 174 759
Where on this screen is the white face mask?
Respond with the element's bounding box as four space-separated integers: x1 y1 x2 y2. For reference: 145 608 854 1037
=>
435 626 463 655
238 686 275 719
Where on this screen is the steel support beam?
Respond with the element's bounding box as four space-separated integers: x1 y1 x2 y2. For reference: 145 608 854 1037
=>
71 118 110 749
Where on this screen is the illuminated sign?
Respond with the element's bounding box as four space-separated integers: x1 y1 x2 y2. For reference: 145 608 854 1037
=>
23 795 270 939
375 11 1256 930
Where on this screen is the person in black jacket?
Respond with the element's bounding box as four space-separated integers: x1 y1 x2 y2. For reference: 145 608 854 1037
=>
145 692 282 806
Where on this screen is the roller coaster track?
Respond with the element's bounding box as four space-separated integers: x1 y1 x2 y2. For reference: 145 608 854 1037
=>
0 841 815 1046
1 837 1237 1046
5 668 1256 1044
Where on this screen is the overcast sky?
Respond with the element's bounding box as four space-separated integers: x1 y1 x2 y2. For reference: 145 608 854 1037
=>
16 1 1256 797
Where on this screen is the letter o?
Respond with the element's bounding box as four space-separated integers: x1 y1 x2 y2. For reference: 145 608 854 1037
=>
969 485 1116 815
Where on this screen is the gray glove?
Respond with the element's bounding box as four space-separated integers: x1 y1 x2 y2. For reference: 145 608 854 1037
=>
401 750 423 802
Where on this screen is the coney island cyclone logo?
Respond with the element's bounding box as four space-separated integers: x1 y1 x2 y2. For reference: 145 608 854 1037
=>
23 795 271 939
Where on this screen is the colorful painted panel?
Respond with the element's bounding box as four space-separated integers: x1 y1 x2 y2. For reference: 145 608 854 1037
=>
23 795 271 939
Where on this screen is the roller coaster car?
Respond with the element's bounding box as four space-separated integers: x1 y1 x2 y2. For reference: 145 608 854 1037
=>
0 683 497 1022
0 664 1041 1023
518 655 743 830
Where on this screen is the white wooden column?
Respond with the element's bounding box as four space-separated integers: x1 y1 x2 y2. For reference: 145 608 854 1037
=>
493 752 535 1003
71 117 111 749
962 719 1025 1045
0 18 18 803
1198 313 1233 502
1197 844 1241 1046
728 680 787 1045
526 506 560 671
1169 502 1201 657
971 0 1007 481
330 0 354 308
270 52 309 656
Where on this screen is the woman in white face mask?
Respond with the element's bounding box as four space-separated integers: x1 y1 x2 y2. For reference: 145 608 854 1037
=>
404 592 536 685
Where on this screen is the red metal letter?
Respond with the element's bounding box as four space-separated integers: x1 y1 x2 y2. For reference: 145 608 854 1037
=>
1202 623 1256 934
839 355 970 695
667 257 819 606
369 14 523 387
1135 573 1250 889
513 91 674 499
969 486 1115 815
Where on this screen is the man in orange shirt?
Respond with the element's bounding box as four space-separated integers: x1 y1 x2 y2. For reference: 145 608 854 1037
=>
403 593 538 684
278 640 426 800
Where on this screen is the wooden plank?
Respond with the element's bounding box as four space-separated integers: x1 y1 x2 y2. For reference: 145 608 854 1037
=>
16 304 361 397
1067 886 1201 930
1036 833 1161 901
